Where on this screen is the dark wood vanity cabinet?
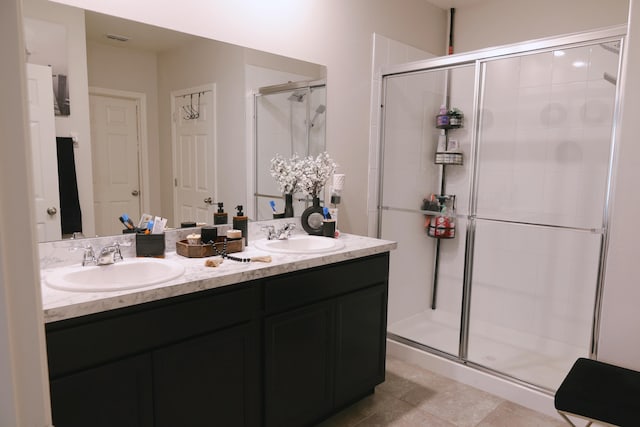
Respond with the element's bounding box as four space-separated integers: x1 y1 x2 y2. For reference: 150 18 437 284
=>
45 252 390 427
46 283 262 427
49 354 154 427
153 321 261 427
264 254 389 427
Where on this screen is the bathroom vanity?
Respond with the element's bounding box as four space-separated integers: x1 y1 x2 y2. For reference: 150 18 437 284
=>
41 233 395 427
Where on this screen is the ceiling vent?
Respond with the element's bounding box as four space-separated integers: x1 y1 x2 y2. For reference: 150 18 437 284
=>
105 33 130 42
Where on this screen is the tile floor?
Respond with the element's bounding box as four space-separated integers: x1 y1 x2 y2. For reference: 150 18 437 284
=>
318 355 568 427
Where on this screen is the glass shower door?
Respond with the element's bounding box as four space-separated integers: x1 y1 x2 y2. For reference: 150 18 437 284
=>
467 42 619 390
381 65 475 357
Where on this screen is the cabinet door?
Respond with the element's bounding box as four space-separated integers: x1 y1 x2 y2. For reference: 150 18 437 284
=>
50 354 153 427
153 321 261 427
265 301 334 427
334 283 388 407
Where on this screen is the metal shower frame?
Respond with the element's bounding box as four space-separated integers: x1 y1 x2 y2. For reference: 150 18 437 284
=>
377 25 626 394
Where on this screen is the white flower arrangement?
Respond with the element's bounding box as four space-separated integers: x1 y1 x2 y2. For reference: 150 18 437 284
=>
270 154 303 194
298 152 337 198
270 152 337 198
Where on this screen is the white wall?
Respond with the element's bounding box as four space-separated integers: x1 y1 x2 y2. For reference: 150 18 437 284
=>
50 0 448 235
599 1 640 370
0 0 52 425
23 0 96 237
454 0 629 53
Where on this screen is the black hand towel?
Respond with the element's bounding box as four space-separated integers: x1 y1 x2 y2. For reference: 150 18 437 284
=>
56 137 82 234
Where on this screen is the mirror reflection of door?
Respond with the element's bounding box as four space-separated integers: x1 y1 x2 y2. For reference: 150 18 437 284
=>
89 92 142 236
27 63 62 242
171 85 216 226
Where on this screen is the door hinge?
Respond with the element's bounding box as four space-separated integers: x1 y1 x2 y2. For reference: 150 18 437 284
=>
174 178 178 187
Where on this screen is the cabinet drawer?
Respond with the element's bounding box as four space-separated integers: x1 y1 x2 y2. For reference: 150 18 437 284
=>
46 284 260 377
264 253 389 314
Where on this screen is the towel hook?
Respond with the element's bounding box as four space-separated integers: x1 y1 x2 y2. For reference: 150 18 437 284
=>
182 93 201 120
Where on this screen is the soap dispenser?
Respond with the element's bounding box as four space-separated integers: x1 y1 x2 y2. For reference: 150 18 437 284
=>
214 202 228 225
233 205 248 244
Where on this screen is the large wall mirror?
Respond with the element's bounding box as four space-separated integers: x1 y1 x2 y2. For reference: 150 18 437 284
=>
23 1 326 243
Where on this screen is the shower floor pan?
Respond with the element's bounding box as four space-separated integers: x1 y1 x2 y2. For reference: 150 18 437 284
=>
388 310 586 391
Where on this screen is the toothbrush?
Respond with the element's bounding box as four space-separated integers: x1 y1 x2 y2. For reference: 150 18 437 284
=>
119 214 134 230
323 207 331 220
269 200 277 212
122 214 135 229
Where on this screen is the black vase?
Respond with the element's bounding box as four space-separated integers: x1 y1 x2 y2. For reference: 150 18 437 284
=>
284 193 294 218
301 197 324 235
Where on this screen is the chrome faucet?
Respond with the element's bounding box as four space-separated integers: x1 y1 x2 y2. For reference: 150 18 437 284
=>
97 242 123 265
263 223 296 240
82 245 96 266
82 242 123 266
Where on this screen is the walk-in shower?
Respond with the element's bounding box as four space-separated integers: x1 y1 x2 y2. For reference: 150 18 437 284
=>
378 27 624 393
254 80 326 220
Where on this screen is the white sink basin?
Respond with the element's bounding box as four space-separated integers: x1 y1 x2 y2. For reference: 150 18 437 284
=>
253 235 344 254
45 258 185 292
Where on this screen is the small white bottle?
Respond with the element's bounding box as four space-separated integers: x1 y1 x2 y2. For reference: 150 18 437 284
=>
436 130 447 152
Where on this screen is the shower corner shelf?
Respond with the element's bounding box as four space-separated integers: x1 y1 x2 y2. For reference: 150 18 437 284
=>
434 152 463 165
434 109 464 165
435 113 464 129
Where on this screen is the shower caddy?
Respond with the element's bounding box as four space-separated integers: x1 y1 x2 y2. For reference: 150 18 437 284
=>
425 107 464 308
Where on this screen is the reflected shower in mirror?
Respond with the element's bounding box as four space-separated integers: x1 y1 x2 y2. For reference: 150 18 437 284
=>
254 80 327 220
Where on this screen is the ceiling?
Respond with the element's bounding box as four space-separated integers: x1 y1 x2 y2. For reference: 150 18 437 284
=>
85 11 202 53
85 3 482 53
425 0 484 10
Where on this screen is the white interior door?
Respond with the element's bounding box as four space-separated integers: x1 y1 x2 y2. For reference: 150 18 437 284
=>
172 87 216 225
26 63 61 242
89 94 141 236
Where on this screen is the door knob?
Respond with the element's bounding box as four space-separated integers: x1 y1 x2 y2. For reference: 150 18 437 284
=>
131 190 140 196
204 197 213 205
47 207 57 216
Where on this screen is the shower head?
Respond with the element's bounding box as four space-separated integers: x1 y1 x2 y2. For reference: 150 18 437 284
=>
600 41 620 55
310 104 326 128
287 90 306 102
603 72 617 85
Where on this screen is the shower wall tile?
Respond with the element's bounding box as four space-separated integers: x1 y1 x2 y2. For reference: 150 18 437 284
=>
485 56 520 91
548 81 588 129
516 85 552 129
476 44 616 229
368 34 435 225
552 46 590 84
519 53 552 88
584 79 616 127
383 209 437 323
470 220 600 348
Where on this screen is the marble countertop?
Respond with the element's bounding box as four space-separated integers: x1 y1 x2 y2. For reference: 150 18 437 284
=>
41 233 396 323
